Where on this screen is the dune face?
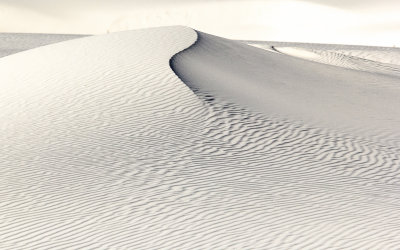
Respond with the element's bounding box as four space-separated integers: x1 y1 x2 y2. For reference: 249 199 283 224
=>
1 27 400 249
172 32 400 143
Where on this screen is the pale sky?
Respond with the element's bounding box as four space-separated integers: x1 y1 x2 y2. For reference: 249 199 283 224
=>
1 0 400 46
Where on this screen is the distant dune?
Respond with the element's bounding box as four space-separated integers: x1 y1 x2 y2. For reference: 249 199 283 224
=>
0 33 86 58
1 27 400 249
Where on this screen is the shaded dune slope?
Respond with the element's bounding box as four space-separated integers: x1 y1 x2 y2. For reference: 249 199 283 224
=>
1 27 400 249
172 32 400 142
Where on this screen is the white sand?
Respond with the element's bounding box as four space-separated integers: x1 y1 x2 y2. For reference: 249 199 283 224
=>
0 33 85 58
173 32 400 143
1 27 400 249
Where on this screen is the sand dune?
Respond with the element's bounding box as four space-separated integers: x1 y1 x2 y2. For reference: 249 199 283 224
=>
1 27 400 249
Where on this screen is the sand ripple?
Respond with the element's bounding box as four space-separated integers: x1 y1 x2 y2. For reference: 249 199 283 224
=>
0 27 400 249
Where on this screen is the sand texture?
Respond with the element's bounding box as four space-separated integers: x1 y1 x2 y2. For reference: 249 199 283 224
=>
1 27 400 249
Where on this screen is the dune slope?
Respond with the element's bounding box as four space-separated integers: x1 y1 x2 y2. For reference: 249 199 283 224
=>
1 27 400 249
170 32 400 249
172 32 400 142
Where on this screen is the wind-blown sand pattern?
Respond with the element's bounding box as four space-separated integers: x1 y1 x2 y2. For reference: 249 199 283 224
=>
1 27 400 249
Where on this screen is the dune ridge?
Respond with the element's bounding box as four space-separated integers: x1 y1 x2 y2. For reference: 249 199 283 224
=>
0 27 400 249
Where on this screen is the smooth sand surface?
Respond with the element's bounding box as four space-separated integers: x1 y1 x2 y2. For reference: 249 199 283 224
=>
0 33 86 58
1 27 400 249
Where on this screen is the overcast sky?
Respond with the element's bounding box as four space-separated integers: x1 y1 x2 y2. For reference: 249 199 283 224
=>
1 0 400 46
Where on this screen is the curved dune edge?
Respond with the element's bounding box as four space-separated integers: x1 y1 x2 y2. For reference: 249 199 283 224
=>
172 31 400 143
170 31 400 247
1 27 400 249
248 42 400 80
271 46 400 78
0 26 208 249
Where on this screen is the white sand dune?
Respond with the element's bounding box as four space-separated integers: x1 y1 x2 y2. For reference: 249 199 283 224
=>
1 27 400 249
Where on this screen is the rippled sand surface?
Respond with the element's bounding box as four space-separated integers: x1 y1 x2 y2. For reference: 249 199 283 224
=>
1 27 400 249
